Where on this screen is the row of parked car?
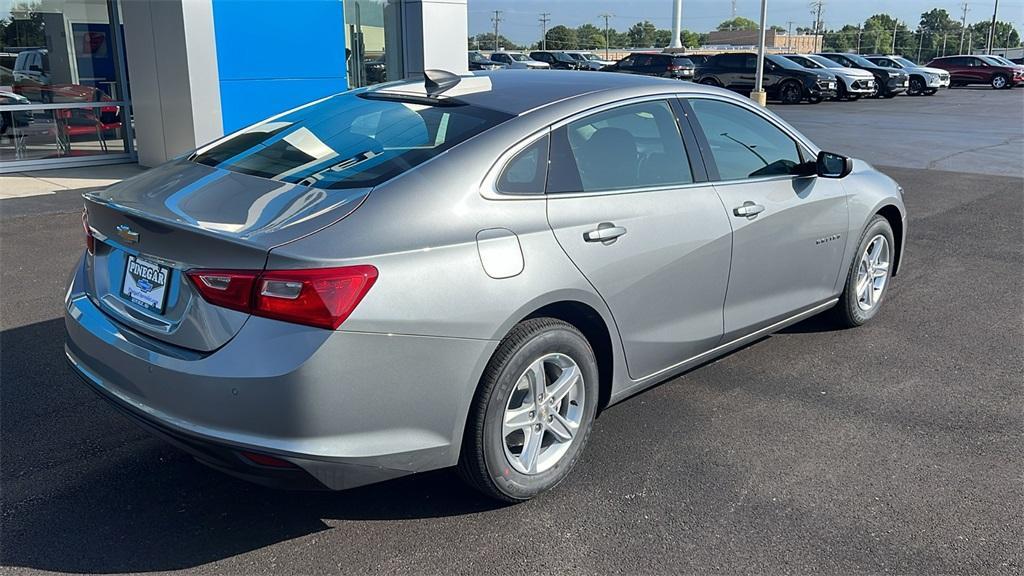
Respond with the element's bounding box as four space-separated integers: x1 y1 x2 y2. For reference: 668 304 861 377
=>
471 49 1024 105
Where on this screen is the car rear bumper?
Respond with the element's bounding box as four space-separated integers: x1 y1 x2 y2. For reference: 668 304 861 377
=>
64 256 495 490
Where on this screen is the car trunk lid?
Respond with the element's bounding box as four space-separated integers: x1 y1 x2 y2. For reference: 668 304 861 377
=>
83 160 370 351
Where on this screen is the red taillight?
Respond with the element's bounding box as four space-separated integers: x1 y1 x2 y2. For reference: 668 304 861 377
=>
186 265 377 330
239 451 297 468
185 270 258 313
82 208 95 255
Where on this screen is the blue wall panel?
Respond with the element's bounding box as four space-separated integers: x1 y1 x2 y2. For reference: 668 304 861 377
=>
212 0 348 132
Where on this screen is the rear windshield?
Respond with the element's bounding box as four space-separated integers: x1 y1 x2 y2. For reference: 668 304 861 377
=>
192 92 512 189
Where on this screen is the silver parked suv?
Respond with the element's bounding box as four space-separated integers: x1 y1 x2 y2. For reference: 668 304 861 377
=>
782 53 876 100
66 70 907 501
865 55 950 95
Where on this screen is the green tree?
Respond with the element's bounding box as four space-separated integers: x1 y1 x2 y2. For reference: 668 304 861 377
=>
824 24 861 53
545 25 578 50
716 16 759 31
862 13 907 54
626 20 657 47
470 33 522 51
680 29 701 48
965 20 1020 52
770 25 786 33
576 23 607 49
653 28 672 47
0 11 46 50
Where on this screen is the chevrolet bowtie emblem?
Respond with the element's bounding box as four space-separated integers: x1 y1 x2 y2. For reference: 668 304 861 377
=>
116 224 139 244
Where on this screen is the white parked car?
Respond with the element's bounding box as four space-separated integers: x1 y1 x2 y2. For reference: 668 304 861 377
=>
564 51 617 71
488 51 550 70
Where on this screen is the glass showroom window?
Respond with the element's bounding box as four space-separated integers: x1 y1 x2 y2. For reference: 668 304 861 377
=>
345 0 403 88
0 0 133 171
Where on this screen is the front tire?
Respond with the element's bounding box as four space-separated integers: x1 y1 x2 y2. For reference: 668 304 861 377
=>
832 216 895 328
908 76 925 95
991 74 1008 89
458 318 599 502
779 80 803 104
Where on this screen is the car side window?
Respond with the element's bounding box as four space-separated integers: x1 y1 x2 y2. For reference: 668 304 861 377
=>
496 135 550 195
619 56 635 68
689 98 803 181
547 100 694 193
718 54 741 69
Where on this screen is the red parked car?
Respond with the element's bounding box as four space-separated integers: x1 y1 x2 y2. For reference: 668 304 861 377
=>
925 55 1024 89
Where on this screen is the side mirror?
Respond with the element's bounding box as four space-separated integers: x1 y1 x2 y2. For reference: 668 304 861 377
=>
816 150 853 178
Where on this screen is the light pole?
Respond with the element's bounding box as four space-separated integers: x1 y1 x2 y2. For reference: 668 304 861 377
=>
669 0 683 49
752 0 768 107
986 0 1000 54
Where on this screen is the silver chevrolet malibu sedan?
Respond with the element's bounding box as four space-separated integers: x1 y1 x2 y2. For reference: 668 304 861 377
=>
66 70 906 501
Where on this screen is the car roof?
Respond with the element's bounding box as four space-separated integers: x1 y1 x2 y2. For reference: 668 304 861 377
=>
367 69 727 115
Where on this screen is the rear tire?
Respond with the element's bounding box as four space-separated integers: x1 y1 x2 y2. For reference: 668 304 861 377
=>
458 318 599 502
832 216 896 328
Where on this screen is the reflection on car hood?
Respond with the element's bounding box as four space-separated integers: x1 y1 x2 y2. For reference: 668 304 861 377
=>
85 160 371 248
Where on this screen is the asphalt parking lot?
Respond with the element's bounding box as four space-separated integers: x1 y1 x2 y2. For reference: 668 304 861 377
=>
2 87 1022 575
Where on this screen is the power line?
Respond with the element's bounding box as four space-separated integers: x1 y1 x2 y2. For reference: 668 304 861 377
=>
491 10 503 52
539 12 550 50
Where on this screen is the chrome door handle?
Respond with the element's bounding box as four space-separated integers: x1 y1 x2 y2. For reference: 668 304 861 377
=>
733 201 765 218
583 222 627 244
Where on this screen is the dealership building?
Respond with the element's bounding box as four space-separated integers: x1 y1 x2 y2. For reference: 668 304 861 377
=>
0 0 468 172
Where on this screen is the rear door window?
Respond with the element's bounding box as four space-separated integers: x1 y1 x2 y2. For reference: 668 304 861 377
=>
191 93 512 189
547 100 693 193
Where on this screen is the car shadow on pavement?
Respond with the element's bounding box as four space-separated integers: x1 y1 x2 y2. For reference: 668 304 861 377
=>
1 318 507 574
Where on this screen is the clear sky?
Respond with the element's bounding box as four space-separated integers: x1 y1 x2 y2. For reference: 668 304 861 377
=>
469 0 1024 44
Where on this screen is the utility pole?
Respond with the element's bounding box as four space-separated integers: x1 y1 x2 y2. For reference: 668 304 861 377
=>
959 2 970 53
917 28 925 60
491 10 503 52
986 0 999 54
892 21 899 53
968 28 973 53
731 0 737 19
600 13 613 60
539 12 550 50
942 32 948 55
787 21 794 51
810 1 824 36
857 25 863 53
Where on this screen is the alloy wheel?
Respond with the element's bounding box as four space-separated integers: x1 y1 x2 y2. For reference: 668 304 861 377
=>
855 235 891 311
992 75 1007 89
781 82 803 104
502 353 586 475
909 77 924 95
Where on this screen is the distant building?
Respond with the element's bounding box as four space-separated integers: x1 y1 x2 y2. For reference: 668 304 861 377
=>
706 29 823 53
